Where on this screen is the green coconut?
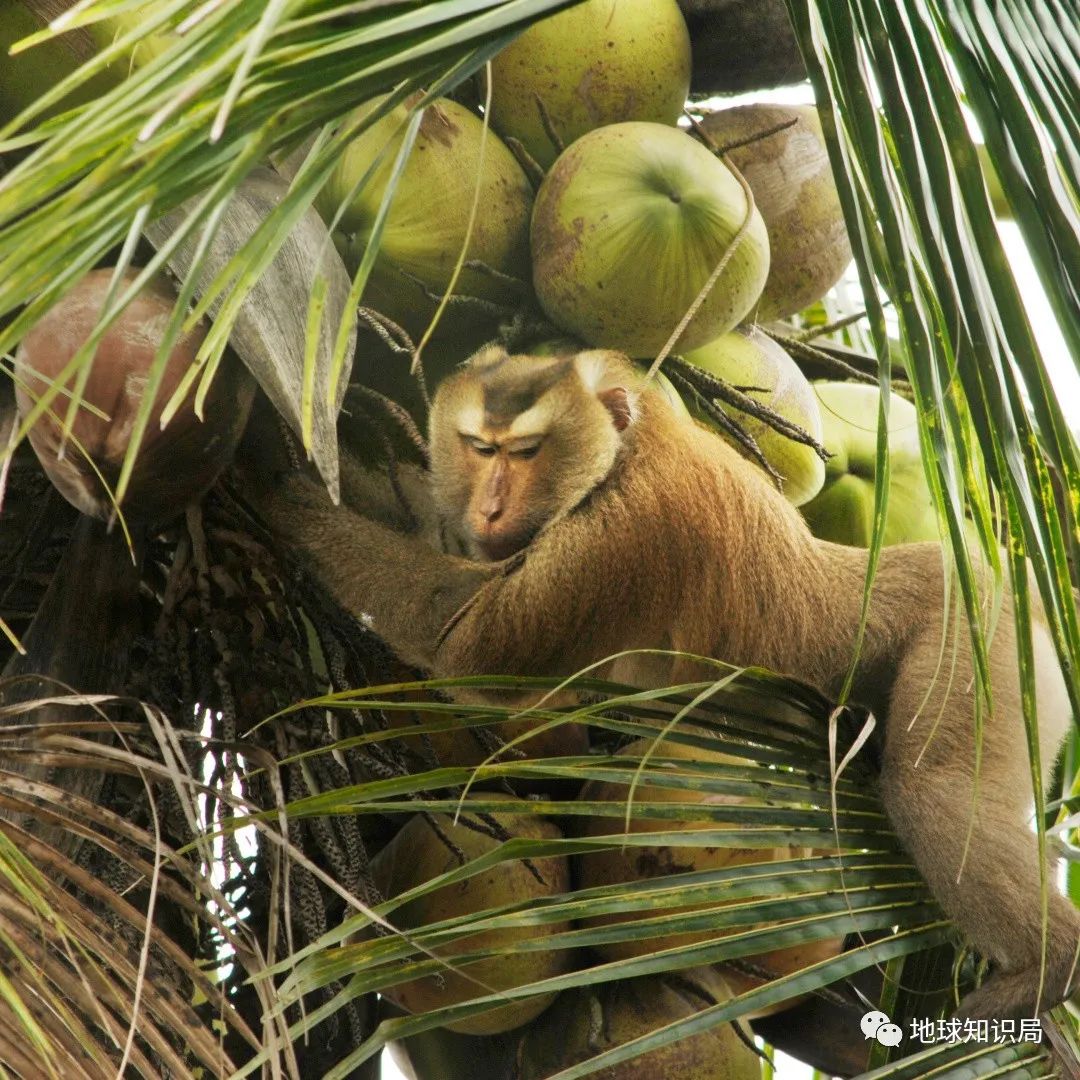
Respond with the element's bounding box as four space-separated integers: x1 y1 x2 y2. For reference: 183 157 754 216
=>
1 2 171 127
317 95 534 340
517 967 760 1080
488 0 691 170
683 328 826 505
651 369 692 420
699 104 851 321
799 381 942 547
531 122 770 356
371 795 572 1035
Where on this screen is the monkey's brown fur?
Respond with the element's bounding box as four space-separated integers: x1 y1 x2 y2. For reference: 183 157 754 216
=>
250 347 1079 1022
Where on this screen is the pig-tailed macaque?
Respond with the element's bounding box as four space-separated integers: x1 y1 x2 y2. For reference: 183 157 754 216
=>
245 345 1079 1023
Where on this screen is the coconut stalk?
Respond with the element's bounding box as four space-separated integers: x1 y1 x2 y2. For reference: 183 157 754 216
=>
680 328 828 506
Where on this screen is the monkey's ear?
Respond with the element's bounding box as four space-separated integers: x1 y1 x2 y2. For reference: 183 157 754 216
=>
598 386 637 431
574 350 639 431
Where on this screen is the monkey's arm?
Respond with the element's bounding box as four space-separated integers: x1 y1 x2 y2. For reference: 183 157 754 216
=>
248 470 496 670
435 494 679 680
243 395 445 543
247 469 671 679
338 454 470 555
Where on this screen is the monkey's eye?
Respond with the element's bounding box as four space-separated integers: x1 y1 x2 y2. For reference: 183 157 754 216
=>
467 438 497 457
509 442 541 460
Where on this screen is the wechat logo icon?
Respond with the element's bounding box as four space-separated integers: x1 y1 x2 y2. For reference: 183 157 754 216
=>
862 1010 904 1047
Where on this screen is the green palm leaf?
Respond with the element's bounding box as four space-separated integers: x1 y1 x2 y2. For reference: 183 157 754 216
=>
858 1039 1055 1080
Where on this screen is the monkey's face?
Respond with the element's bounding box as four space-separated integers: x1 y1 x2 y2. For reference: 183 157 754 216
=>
454 433 554 561
430 347 639 561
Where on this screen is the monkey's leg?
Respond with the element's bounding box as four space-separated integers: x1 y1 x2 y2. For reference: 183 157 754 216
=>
880 626 1080 1020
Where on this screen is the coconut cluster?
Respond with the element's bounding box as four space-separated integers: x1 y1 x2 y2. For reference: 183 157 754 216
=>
369 741 833 1078
313 0 877 513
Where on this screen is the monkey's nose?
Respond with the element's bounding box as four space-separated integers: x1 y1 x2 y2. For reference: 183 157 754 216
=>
479 499 503 523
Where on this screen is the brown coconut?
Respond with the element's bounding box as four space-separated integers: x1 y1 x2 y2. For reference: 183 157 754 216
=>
720 934 844 1017
371 795 572 1035
516 967 760 1080
385 1013 520 1080
699 104 852 320
15 268 255 524
574 738 835 1018
575 738 809 962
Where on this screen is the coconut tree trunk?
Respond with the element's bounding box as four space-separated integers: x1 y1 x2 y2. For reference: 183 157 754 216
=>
0 513 145 860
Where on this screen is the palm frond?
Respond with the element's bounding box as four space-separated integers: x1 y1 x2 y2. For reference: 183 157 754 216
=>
857 1039 1055 1080
791 0 1080 735
230 673 947 1076
788 20 1080 1070
0 699 265 1079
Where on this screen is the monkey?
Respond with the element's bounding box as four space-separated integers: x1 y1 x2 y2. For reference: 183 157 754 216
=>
244 344 1079 1024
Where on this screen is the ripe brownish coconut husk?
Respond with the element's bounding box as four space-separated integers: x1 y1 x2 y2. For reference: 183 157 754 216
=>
574 738 841 1019
700 104 852 321
678 0 806 95
371 795 573 1035
516 967 760 1080
719 934 845 1017
15 268 255 525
